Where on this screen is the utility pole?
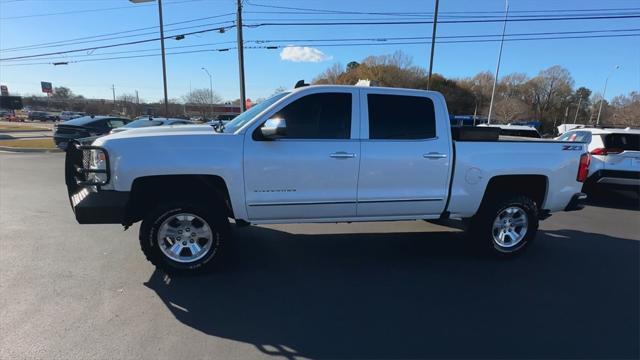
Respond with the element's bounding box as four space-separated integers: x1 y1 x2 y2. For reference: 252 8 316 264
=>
158 0 169 117
487 0 509 125
573 96 582 124
236 0 247 112
129 0 169 116
426 0 439 90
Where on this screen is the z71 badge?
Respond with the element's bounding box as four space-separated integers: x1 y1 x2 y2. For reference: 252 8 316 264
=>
562 145 583 151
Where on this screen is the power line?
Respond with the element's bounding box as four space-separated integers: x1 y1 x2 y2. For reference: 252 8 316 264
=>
247 28 640 43
244 1 640 17
4 27 637 64
2 32 638 67
244 14 640 28
0 25 236 61
0 41 238 63
0 0 206 20
0 20 235 54
243 11 640 21
0 13 235 52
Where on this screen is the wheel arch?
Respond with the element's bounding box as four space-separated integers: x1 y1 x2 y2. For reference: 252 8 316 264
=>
479 174 548 212
124 174 233 226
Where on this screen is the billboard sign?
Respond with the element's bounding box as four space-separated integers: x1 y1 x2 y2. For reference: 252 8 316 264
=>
0 85 8 96
41 81 53 94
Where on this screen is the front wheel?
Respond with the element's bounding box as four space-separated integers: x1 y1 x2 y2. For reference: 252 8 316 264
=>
139 203 229 275
468 195 539 256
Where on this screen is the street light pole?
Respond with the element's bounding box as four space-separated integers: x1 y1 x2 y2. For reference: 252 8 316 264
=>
573 95 582 124
129 0 169 117
596 65 620 126
487 0 509 125
201 68 214 119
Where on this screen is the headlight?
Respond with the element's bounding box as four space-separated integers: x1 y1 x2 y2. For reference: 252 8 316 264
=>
83 148 108 184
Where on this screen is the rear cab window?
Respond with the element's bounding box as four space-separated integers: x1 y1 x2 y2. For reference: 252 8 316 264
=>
367 94 436 140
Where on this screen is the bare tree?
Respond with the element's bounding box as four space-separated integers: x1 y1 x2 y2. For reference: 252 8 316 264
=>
493 97 529 123
182 88 222 118
118 93 138 116
610 92 640 126
312 63 344 84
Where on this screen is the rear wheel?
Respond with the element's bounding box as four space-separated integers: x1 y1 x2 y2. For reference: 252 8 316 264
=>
140 202 229 275
468 195 538 256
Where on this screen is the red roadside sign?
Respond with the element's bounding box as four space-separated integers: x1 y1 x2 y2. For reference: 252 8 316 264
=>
41 82 53 94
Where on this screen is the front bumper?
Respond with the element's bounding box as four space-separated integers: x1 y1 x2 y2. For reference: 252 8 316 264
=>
69 188 129 224
564 192 587 212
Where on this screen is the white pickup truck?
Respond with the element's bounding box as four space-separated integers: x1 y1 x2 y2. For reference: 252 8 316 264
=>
65 85 589 274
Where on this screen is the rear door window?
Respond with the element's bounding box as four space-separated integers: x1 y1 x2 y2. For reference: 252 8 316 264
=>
367 94 436 140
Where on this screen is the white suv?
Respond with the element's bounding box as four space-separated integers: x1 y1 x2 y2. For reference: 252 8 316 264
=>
558 127 640 191
59 111 85 121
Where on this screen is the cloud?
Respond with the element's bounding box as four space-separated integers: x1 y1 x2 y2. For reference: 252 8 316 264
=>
280 46 332 63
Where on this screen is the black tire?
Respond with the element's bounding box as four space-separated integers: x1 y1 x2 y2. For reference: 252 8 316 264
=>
139 202 229 275
467 195 539 257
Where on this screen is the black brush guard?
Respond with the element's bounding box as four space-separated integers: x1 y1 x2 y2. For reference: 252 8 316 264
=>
65 141 129 224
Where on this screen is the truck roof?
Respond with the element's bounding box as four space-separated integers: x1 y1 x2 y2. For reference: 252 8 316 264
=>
289 84 440 95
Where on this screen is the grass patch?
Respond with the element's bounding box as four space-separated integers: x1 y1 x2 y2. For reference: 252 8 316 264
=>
0 124 47 131
0 138 56 149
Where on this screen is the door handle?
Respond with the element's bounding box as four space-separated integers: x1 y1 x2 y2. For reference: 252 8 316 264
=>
423 152 447 159
330 152 356 159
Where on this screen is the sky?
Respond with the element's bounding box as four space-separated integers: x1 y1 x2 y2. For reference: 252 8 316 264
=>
0 0 639 103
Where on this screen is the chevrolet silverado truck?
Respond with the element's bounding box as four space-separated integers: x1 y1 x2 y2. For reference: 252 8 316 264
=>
65 85 589 274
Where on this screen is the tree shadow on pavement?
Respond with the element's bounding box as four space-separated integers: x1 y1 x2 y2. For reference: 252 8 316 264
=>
144 226 639 359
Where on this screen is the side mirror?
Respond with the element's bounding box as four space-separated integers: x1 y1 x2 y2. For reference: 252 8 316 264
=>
260 118 287 139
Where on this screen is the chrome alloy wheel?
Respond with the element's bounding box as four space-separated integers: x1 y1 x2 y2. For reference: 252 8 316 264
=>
492 206 529 248
157 213 214 263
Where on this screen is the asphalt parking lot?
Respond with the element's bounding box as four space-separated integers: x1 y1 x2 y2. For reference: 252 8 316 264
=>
1 152 638 360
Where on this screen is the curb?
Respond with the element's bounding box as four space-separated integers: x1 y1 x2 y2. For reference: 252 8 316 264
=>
0 129 50 133
0 146 62 153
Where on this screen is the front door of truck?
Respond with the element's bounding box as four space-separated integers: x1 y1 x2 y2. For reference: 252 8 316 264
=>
243 89 360 221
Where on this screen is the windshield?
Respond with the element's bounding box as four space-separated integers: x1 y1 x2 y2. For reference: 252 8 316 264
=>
125 119 163 128
222 92 289 133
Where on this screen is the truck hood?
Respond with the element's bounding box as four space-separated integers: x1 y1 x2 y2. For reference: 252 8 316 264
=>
98 124 216 142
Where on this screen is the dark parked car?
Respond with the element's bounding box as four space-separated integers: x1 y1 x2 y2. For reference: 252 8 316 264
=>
53 116 130 150
28 111 59 121
109 117 194 134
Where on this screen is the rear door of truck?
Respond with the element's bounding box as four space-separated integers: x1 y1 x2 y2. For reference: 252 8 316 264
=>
356 88 452 217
